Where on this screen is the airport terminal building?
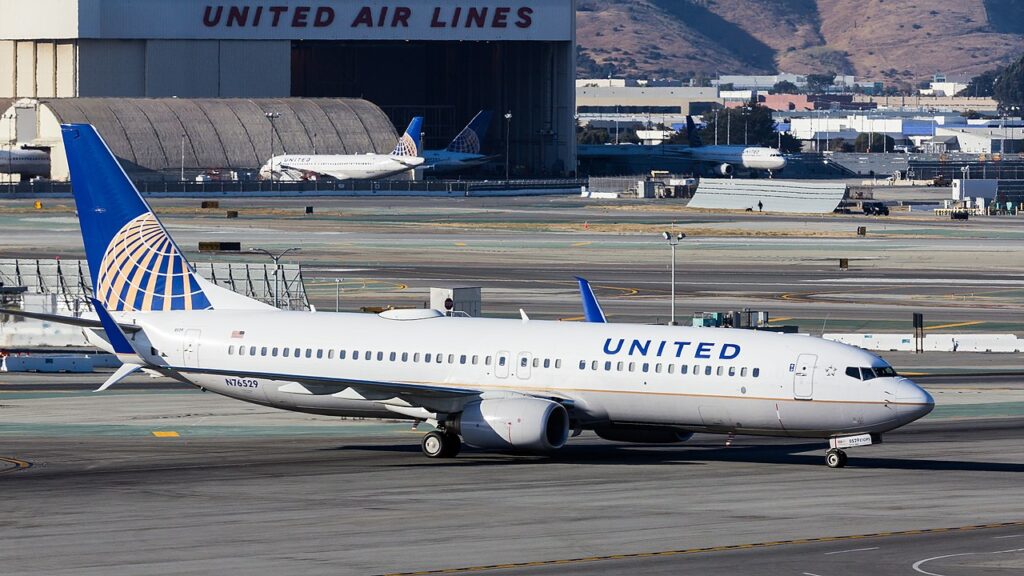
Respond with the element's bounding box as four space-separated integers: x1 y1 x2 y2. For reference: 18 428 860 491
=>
0 0 576 178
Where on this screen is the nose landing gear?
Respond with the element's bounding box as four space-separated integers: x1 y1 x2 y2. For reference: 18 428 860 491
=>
826 448 848 468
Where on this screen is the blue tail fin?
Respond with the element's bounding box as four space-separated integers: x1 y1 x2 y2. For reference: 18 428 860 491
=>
390 117 423 157
575 277 607 323
446 111 493 154
685 115 702 147
62 124 213 312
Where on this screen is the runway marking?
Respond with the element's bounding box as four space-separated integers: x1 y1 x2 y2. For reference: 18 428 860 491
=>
378 521 1024 576
454 242 466 247
151 431 180 438
925 320 985 332
0 457 32 475
803 573 825 576
767 316 793 323
912 548 1024 576
559 315 585 322
994 534 1024 539
824 546 879 555
571 241 591 247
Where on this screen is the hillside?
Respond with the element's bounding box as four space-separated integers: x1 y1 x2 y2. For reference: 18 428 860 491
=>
577 0 1024 84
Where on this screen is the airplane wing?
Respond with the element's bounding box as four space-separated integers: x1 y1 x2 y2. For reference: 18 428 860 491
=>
168 365 481 413
0 308 142 333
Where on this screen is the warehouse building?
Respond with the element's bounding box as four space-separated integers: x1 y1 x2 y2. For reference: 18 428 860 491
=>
0 0 576 177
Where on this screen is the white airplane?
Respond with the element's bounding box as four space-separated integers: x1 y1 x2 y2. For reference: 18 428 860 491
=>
0 147 50 177
259 117 424 181
420 111 497 173
681 116 786 176
5 124 934 468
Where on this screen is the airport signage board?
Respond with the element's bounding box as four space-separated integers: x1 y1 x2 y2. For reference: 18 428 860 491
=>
19 0 574 42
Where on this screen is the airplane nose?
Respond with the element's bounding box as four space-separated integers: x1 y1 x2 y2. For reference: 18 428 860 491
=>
896 378 934 422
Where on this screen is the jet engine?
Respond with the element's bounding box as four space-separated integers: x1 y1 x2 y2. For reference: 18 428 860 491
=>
594 425 694 444
449 398 569 452
714 163 734 177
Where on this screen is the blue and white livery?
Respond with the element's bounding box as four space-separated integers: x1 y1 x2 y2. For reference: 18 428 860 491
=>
5 124 934 467
421 111 498 173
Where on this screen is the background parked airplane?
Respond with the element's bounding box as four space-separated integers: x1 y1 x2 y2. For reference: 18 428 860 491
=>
259 117 424 181
0 147 50 178
680 115 787 176
421 110 497 173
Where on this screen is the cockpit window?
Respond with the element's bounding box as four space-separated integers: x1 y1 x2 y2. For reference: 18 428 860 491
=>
846 366 898 380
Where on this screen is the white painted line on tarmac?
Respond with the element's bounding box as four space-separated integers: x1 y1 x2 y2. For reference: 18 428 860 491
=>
993 534 1024 539
912 553 970 576
824 546 879 555
802 572 824 576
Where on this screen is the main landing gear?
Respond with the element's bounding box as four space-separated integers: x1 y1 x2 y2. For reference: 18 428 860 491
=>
825 448 848 469
422 430 461 458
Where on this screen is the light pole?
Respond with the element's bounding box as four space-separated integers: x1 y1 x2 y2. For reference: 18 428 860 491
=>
504 110 512 184
335 277 344 312
180 133 186 182
265 111 281 186
249 247 300 309
662 231 685 325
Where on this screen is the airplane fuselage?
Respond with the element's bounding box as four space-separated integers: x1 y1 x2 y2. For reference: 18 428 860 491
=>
261 153 424 181
0 148 50 176
688 146 787 171
421 150 490 173
124 309 932 438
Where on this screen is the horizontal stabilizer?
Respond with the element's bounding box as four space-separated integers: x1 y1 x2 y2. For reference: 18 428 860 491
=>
0 308 141 332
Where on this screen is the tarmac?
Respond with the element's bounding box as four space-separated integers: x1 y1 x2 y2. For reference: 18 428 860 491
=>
1 193 1022 574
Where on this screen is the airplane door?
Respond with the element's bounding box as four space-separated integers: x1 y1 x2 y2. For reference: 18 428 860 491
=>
516 352 532 380
182 329 201 366
495 351 510 378
793 353 816 400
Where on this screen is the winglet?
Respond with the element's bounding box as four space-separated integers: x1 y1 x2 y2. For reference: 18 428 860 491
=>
575 277 607 323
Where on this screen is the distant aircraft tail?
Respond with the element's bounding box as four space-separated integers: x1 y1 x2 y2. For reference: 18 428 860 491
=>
685 115 703 147
61 124 270 312
446 111 493 154
390 117 424 157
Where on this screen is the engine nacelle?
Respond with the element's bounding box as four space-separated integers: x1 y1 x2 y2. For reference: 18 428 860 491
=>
594 425 694 444
451 398 569 452
714 163 734 177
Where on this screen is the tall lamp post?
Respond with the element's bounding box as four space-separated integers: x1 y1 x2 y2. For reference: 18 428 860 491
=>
504 110 512 184
265 111 281 187
249 247 300 309
662 231 685 325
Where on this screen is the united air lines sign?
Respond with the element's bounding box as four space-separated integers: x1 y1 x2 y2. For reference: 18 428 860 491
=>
74 0 573 41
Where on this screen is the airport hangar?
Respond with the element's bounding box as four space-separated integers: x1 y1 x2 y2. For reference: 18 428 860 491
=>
0 0 577 179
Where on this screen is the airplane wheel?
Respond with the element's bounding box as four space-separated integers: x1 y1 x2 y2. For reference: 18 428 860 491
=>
441 433 462 458
422 431 446 458
826 448 847 468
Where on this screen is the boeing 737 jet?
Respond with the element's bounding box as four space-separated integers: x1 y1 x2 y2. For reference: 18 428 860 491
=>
0 147 50 178
5 124 934 467
259 117 424 181
421 111 497 173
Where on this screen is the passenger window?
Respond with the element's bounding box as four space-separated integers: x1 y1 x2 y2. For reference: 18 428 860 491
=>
402 352 408 362
425 353 432 363
845 367 860 380
390 352 397 361
303 349 310 358
680 364 688 375
728 367 735 377
753 368 761 378
591 360 598 370
250 346 257 356
327 350 334 359
692 365 699 375
579 360 586 370
543 359 550 368
261 347 268 356
228 345 235 355
378 352 384 361
616 361 624 371
485 356 492 365
272 347 279 357
628 362 635 372
499 356 506 366
413 352 420 362
447 354 454 364
239 346 246 357
316 349 323 359
293 347 300 358
436 355 443 364
716 366 723 376
604 361 612 371
339 350 346 360
642 363 649 373
472 355 478 365
555 359 561 369
460 355 467 365
353 351 360 360
531 358 538 368
740 367 747 377
282 347 289 358
667 364 675 374
655 363 662 373
521 357 528 368
705 366 712 376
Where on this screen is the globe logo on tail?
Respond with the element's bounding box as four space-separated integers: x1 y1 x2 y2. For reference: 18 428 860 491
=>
96 213 212 311
448 129 481 155
391 132 419 157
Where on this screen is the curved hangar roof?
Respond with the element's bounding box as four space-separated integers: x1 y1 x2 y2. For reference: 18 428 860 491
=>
40 98 398 178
